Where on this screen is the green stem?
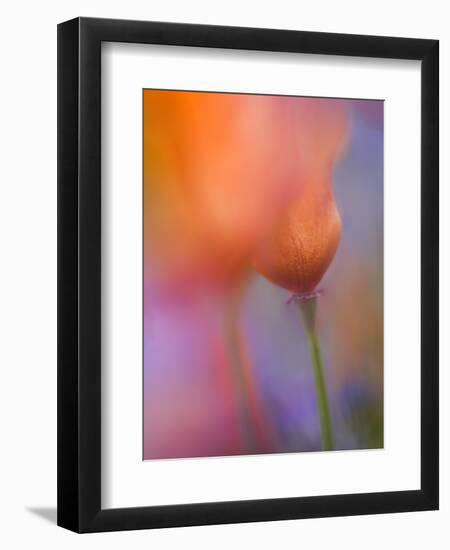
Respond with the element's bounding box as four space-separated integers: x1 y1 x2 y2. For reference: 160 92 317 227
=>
297 298 333 451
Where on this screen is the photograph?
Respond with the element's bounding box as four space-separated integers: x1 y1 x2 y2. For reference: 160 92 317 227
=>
143 90 384 459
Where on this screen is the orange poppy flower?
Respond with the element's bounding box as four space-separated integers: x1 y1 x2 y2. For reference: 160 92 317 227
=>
144 90 305 293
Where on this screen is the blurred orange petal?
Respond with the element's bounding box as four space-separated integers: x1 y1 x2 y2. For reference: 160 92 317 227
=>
144 91 311 291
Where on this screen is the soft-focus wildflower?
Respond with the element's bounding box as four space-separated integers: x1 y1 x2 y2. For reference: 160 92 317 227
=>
144 90 303 294
253 99 349 294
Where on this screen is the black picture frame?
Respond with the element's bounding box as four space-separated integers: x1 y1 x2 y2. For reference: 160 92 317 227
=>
57 16 439 533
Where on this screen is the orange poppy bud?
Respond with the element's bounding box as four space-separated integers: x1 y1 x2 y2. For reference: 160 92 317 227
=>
253 182 342 294
252 99 349 294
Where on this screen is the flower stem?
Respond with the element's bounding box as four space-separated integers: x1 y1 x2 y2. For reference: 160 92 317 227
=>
297 298 334 451
224 291 259 454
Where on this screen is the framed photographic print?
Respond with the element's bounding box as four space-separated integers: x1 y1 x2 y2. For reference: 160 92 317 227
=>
57 17 439 532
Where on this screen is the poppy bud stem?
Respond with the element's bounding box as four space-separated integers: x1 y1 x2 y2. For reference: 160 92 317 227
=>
297 297 334 451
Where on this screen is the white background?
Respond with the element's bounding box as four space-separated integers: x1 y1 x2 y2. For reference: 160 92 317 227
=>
0 0 448 548
102 44 421 508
